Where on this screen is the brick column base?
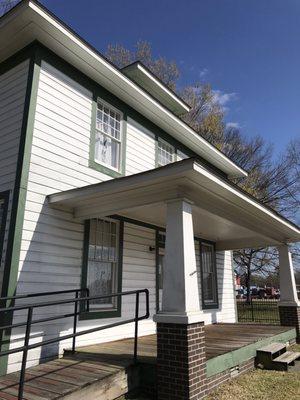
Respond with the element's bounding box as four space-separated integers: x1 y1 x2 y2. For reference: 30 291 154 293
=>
279 306 300 343
157 321 207 400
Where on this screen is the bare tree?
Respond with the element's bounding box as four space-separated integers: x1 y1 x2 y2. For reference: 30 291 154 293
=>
180 83 225 146
106 41 180 91
229 135 300 297
105 41 300 293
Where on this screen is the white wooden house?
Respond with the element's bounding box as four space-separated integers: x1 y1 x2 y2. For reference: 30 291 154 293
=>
0 2 300 399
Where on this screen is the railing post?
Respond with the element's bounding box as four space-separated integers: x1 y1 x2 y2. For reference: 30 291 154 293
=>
134 291 139 363
86 288 90 312
251 299 254 322
18 307 33 400
72 291 79 353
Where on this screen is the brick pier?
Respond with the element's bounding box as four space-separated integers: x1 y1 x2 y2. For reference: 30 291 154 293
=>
279 306 300 343
157 322 207 400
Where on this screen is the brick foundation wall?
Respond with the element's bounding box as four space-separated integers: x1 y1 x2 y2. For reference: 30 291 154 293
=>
157 322 207 400
279 306 300 342
206 358 255 393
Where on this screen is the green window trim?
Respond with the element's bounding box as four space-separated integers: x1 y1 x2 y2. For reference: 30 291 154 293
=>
80 219 124 320
0 191 10 266
198 239 219 310
89 97 127 178
154 134 192 168
154 229 219 311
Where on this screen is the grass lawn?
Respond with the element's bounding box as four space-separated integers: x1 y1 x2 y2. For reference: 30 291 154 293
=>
206 369 300 400
124 345 300 400
206 344 300 400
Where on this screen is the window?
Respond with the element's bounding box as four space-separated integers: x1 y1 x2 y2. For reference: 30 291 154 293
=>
0 191 9 265
157 139 175 166
81 218 122 318
200 242 218 308
176 149 188 161
94 100 122 172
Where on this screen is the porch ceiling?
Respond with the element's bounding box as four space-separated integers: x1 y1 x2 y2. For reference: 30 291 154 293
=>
47 159 300 251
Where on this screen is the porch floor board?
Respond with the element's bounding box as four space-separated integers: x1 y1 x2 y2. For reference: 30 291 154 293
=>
0 324 294 399
69 323 293 361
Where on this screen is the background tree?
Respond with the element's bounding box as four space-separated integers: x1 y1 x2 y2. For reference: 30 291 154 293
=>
106 41 180 91
105 43 300 297
180 84 225 147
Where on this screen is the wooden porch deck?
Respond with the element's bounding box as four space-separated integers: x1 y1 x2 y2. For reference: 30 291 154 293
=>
66 323 294 363
0 324 295 399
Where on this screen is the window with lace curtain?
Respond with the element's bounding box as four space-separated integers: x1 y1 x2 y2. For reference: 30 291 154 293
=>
94 100 123 172
81 218 122 319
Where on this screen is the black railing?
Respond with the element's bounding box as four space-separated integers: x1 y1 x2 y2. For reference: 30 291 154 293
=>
0 288 149 400
236 298 280 325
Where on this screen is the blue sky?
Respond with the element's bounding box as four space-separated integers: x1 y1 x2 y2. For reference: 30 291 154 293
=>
40 0 300 155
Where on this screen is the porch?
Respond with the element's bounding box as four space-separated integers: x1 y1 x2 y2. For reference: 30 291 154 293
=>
0 324 296 399
45 158 300 399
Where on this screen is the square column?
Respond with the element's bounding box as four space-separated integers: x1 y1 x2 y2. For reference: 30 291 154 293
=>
154 198 201 323
278 244 300 342
154 199 206 400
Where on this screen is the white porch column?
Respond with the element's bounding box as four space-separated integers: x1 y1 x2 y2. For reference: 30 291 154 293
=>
154 199 207 400
154 198 201 324
278 244 300 343
278 244 299 306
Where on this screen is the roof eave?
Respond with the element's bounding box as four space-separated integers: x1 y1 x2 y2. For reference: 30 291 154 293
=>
122 61 191 116
0 0 248 179
47 158 300 243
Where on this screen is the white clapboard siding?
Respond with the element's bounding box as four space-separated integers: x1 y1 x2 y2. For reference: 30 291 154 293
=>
8 221 157 373
126 118 156 175
159 242 236 324
7 62 157 372
0 60 29 290
196 249 237 324
7 60 236 373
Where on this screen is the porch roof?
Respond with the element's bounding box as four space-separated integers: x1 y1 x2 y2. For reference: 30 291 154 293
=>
47 158 300 250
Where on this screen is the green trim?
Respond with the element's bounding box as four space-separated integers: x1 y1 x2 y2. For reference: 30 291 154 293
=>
111 214 164 232
111 215 220 312
80 219 124 320
0 191 10 266
155 229 160 313
198 240 219 310
0 43 37 76
155 136 177 168
24 41 226 179
206 328 296 377
88 97 127 178
0 44 41 376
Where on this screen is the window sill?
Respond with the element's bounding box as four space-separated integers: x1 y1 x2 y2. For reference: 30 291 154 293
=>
79 309 121 320
202 303 219 310
89 159 124 178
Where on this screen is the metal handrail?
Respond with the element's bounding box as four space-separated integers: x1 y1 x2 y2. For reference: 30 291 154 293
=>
0 288 89 303
0 288 150 400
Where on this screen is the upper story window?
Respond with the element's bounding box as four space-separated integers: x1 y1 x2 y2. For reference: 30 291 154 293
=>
157 138 175 166
95 100 123 172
